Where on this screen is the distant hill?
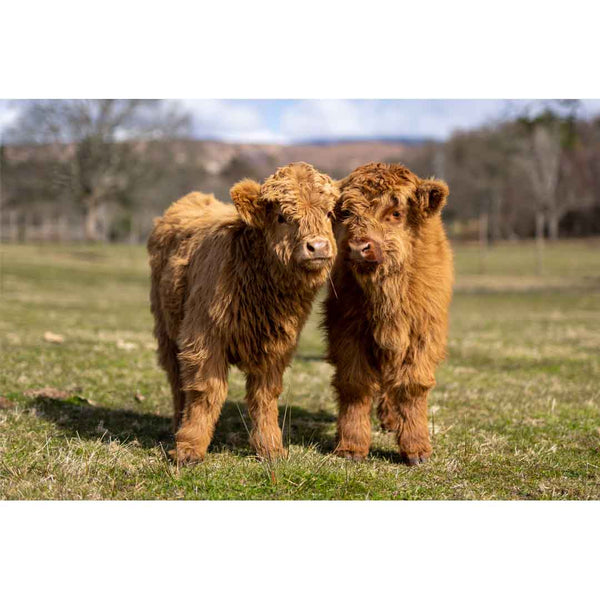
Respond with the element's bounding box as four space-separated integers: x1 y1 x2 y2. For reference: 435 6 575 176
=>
289 136 430 146
4 137 425 178
147 138 423 179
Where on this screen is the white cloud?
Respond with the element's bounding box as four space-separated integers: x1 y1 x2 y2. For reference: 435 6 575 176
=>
280 100 365 140
179 99 288 144
3 99 600 145
279 100 515 141
0 102 21 138
278 99 600 142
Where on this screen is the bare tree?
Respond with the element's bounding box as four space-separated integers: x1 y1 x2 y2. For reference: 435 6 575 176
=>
514 102 581 272
5 100 190 240
517 102 582 231
445 125 519 272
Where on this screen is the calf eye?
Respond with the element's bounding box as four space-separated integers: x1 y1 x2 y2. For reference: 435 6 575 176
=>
392 211 401 218
277 214 287 224
340 210 351 220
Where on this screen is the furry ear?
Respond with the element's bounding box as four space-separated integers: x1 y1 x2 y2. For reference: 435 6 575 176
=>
321 177 342 213
324 178 342 198
415 179 449 217
230 179 264 227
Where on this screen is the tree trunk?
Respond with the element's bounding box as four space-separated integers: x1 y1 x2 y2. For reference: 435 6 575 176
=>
57 215 68 243
8 210 18 243
84 200 101 241
129 214 139 245
491 189 503 243
24 212 33 242
548 209 560 241
479 211 489 275
535 210 545 276
42 216 52 242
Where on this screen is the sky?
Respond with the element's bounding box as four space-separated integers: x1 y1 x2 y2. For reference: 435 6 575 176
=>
2 99 600 144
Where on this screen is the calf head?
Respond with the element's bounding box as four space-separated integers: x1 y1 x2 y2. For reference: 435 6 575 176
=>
335 162 449 278
230 162 338 283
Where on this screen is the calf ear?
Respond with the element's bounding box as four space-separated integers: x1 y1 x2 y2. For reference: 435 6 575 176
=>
321 176 342 213
230 179 264 228
415 179 449 217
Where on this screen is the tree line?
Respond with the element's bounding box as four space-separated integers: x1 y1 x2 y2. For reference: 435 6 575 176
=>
2 100 599 248
405 100 600 243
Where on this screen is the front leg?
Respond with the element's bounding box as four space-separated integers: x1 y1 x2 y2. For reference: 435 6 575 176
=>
334 378 375 460
246 370 286 460
329 335 380 461
387 383 432 465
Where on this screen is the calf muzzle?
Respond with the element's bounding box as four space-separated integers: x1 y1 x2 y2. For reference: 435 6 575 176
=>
347 237 384 266
297 237 333 268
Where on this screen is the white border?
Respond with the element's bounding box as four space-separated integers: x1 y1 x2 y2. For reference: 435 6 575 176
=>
2 1 600 98
1 501 599 598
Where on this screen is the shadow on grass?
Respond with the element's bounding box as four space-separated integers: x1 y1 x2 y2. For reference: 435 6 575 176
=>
368 448 413 465
29 396 337 456
29 396 172 450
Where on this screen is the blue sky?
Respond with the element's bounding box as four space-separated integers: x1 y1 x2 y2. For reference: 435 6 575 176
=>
3 99 600 144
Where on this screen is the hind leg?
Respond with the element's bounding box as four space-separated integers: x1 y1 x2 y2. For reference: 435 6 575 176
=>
174 344 229 464
153 315 186 432
160 342 186 432
376 392 402 433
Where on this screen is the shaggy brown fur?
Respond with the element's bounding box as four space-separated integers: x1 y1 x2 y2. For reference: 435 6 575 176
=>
323 162 453 465
148 162 338 464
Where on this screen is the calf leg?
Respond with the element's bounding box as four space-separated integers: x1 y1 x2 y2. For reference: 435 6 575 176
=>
246 370 285 460
376 392 402 433
162 341 186 432
334 378 374 460
175 349 229 464
387 383 432 465
330 342 379 460
153 319 186 431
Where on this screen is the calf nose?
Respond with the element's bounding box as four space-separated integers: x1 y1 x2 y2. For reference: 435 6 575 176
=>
348 237 383 264
349 240 372 255
305 238 331 259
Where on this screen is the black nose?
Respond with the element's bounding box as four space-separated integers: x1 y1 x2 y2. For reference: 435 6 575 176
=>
305 238 331 259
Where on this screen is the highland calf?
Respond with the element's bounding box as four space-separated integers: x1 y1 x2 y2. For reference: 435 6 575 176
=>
324 162 453 465
148 162 338 464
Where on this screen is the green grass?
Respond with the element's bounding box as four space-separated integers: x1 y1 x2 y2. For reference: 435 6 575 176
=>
1 240 599 499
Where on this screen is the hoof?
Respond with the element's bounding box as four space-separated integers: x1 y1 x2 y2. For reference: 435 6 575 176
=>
170 445 205 466
401 453 430 466
380 421 399 433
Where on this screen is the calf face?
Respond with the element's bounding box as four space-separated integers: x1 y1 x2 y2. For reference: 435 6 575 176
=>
230 162 338 281
335 162 449 278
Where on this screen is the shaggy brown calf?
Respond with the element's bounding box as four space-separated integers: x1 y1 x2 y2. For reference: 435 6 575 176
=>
324 162 453 465
148 162 338 464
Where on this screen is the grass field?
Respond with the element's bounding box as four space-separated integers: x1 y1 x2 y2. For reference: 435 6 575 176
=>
1 240 599 500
